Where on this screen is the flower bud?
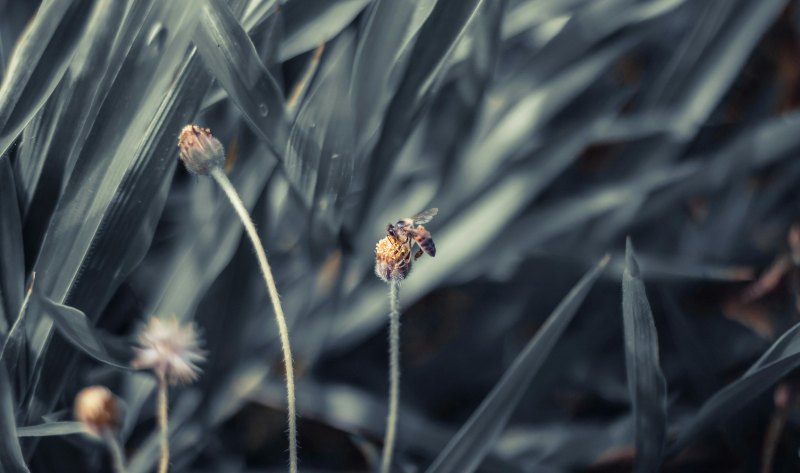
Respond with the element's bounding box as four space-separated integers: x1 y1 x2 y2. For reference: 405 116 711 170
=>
74 386 121 438
178 125 224 175
375 235 412 282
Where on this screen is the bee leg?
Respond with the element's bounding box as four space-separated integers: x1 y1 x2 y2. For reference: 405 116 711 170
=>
414 248 424 260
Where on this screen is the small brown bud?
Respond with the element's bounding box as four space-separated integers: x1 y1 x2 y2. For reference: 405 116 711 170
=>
178 124 224 175
375 235 412 282
74 386 121 438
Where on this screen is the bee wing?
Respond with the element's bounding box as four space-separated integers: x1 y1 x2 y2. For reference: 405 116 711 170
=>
411 208 438 225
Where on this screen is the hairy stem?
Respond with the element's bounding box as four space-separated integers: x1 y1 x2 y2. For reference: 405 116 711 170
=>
157 373 169 473
210 167 298 473
104 433 127 473
381 280 401 473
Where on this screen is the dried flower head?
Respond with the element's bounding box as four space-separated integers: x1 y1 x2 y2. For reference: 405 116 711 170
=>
132 315 206 385
375 234 412 282
178 124 224 175
74 386 121 438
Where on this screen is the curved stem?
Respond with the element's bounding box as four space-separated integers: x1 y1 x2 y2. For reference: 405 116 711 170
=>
157 374 169 473
104 433 127 473
381 281 401 473
211 167 298 473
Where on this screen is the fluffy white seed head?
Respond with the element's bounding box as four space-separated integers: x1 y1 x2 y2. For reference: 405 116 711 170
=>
132 315 206 385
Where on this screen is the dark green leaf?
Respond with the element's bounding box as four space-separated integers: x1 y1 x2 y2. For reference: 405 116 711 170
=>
285 32 355 226
668 341 800 457
194 0 287 154
622 239 667 473
37 296 131 370
359 0 485 221
25 3 211 426
350 0 434 147
16 0 151 265
0 363 28 472
425 256 609 473
279 0 372 61
0 157 23 333
0 0 90 158
16 421 83 437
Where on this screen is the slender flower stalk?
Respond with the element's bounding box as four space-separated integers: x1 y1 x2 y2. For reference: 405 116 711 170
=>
74 386 127 473
178 125 298 473
381 280 401 473
132 315 205 473
157 373 169 473
374 208 438 472
105 432 127 473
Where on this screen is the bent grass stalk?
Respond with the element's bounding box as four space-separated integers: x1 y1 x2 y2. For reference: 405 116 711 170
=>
210 166 298 473
381 280 401 473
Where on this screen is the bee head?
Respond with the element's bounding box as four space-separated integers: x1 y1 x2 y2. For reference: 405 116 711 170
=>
387 223 397 238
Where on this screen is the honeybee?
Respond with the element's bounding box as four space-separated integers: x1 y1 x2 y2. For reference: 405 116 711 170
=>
387 208 438 260
375 208 438 282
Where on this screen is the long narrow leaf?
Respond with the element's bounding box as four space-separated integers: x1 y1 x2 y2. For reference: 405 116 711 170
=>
0 0 89 158
194 0 287 154
0 363 28 472
38 296 132 370
279 0 372 61
622 239 667 473
668 319 800 456
425 255 609 473
0 157 23 333
16 421 83 437
359 0 486 221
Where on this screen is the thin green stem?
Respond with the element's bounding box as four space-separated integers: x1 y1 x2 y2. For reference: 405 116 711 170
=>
210 167 298 473
157 374 169 473
381 280 401 473
104 433 127 473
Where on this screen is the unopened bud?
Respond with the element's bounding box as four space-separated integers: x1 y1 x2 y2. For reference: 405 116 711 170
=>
178 125 224 175
74 386 121 438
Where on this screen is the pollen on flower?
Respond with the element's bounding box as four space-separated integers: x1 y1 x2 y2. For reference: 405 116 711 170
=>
132 315 206 385
178 124 225 175
375 235 412 282
74 386 121 438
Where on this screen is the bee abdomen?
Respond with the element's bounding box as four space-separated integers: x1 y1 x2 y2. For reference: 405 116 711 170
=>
415 226 436 256
420 240 436 257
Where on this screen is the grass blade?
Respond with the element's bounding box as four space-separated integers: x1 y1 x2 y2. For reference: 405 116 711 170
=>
0 363 28 472
0 0 89 158
16 422 83 437
359 0 487 221
38 296 132 370
194 0 287 154
0 157 23 333
425 255 609 473
279 0 372 61
622 239 667 473
668 321 800 456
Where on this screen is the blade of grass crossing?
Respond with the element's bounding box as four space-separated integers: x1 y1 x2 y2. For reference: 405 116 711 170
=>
425 255 609 473
622 238 668 473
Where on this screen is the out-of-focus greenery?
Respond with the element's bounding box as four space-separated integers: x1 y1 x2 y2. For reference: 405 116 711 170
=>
2 0 800 471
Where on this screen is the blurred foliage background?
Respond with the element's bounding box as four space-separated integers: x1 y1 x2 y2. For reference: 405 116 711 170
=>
3 0 800 471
